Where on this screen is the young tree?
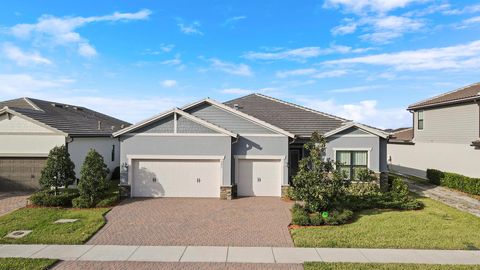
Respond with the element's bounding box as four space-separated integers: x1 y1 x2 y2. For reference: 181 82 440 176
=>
39 145 76 195
292 132 351 212
78 149 109 205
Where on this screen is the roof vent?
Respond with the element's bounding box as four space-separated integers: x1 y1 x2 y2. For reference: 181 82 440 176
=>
73 106 84 111
120 124 125 129
97 121 101 130
233 103 239 110
51 103 64 108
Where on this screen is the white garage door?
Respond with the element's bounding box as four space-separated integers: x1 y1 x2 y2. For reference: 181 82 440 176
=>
132 159 221 197
237 159 282 197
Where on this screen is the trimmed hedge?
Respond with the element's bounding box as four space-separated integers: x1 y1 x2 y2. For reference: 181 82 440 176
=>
30 190 79 207
426 169 480 195
426 169 444 185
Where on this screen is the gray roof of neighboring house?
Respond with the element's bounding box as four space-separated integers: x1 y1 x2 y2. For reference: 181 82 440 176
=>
224 93 348 137
0 97 130 136
408 82 480 110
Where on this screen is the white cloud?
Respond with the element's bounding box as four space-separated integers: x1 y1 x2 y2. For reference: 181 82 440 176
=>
458 16 480 28
208 58 253 76
0 73 73 96
160 44 175 52
442 4 480 15
326 85 383 93
178 21 203 35
331 21 358 35
312 69 349 79
276 68 317 78
222 16 247 28
8 9 151 57
323 0 419 14
244 45 369 61
276 68 349 79
324 40 480 71
298 97 410 128
221 88 253 95
161 79 177 88
77 43 97 58
1 43 52 66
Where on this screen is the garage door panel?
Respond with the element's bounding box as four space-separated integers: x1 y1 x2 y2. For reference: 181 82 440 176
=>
0 157 46 191
237 159 281 197
132 159 220 198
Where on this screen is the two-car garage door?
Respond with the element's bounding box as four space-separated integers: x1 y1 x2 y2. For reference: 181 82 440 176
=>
132 159 221 197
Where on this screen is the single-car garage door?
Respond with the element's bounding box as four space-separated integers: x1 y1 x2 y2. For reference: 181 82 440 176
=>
0 157 47 191
132 159 221 197
237 159 282 197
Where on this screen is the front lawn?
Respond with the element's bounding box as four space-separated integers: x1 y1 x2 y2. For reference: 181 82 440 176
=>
291 197 480 249
0 258 56 270
0 207 109 244
304 262 480 270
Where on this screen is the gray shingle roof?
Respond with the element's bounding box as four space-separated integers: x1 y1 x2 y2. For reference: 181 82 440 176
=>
224 93 347 137
408 82 480 110
0 97 130 136
389 128 413 143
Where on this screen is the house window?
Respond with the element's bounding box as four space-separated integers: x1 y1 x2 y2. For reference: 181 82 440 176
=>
111 145 115 162
336 151 368 180
418 111 424 130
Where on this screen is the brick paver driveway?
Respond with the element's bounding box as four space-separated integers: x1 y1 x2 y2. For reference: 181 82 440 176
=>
0 192 30 216
88 197 294 247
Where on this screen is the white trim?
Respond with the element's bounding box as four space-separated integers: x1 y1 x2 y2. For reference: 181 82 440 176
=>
253 93 348 122
173 111 178 134
416 110 425 132
127 155 225 198
330 134 377 138
234 155 285 160
125 133 228 137
113 108 237 138
181 98 295 138
324 122 389 139
175 109 237 137
0 107 67 136
239 134 286 137
23 97 43 111
332 147 373 171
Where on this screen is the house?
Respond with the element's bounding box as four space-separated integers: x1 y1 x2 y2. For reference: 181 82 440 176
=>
388 83 480 178
0 97 130 191
114 93 389 199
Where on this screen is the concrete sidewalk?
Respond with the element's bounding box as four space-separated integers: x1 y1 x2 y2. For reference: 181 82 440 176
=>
1 245 480 265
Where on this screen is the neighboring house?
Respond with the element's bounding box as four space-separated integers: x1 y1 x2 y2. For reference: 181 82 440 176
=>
0 97 130 191
388 83 480 178
114 93 389 199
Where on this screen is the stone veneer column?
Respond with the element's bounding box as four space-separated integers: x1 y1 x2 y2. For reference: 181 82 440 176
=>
220 185 237 200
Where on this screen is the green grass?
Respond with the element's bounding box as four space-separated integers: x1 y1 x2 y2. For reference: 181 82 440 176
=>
0 207 109 244
291 197 480 249
304 262 480 270
0 258 56 270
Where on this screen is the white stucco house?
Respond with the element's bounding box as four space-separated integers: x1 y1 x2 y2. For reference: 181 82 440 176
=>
0 97 130 191
388 83 480 178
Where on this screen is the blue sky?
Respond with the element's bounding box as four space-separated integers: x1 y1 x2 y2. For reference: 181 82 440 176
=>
1 0 480 128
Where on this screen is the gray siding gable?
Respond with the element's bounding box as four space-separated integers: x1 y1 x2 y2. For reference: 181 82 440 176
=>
335 127 371 136
135 115 174 133
177 115 217 133
186 103 275 134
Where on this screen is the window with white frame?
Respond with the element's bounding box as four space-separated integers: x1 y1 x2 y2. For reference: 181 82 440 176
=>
336 151 368 180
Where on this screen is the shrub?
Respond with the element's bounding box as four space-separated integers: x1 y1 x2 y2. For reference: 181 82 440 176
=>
309 213 325 226
292 210 310 226
30 190 78 207
72 196 93 208
441 172 480 195
356 169 377 182
39 145 76 195
283 186 296 200
426 169 444 185
323 209 354 225
292 132 351 212
77 149 109 206
96 193 120 207
378 178 424 210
